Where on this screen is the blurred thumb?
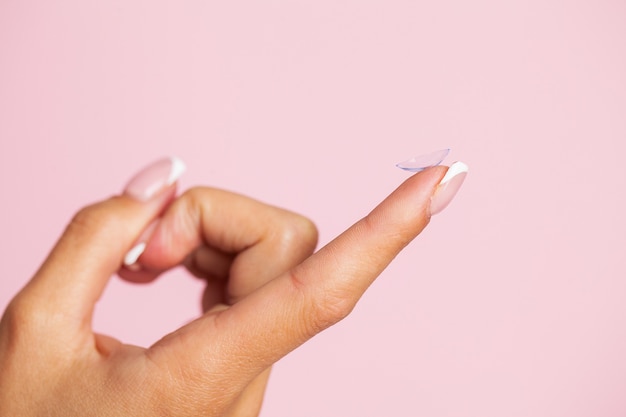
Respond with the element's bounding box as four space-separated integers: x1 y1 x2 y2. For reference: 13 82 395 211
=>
20 157 185 329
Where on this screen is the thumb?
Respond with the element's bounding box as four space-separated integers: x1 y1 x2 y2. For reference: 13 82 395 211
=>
19 157 185 330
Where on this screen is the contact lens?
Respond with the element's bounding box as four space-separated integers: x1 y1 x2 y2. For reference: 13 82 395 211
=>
396 149 450 172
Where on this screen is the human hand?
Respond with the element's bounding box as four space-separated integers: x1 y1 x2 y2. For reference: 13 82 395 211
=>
0 157 467 416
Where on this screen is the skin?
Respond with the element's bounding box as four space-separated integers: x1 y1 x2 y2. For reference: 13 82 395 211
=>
0 165 447 416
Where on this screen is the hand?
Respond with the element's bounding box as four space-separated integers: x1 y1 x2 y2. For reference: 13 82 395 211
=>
0 157 467 416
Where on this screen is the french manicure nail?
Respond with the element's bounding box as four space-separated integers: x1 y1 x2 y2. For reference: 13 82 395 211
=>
430 161 469 215
124 156 186 201
122 219 160 269
124 242 147 267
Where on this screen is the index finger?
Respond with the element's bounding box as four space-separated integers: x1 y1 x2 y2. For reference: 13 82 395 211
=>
152 162 468 384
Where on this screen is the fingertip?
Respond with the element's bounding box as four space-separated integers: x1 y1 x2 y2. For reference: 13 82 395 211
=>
370 164 448 228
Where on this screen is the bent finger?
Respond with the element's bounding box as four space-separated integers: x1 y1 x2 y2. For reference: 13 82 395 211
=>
126 187 319 303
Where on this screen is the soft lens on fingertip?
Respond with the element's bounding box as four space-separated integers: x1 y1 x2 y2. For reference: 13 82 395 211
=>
396 149 450 172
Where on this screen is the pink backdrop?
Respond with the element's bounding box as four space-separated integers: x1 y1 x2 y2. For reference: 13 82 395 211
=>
1 1 625 415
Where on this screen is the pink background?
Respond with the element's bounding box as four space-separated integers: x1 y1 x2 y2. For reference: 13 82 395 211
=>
1 1 625 415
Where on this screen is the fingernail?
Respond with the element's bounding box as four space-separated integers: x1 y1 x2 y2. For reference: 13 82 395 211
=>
124 156 186 201
123 219 159 269
430 161 469 215
124 242 146 268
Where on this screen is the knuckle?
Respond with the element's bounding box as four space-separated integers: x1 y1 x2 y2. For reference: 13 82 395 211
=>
288 267 355 337
2 298 26 334
1 295 42 342
181 186 211 203
278 213 319 254
179 186 214 218
311 290 355 331
291 214 319 247
176 187 209 232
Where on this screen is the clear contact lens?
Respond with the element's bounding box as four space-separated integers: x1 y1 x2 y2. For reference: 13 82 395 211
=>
396 148 450 172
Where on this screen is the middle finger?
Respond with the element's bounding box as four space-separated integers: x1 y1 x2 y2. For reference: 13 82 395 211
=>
124 187 319 303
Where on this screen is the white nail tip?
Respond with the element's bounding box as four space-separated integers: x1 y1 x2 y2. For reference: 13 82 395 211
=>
123 242 147 266
167 156 187 185
438 161 469 185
